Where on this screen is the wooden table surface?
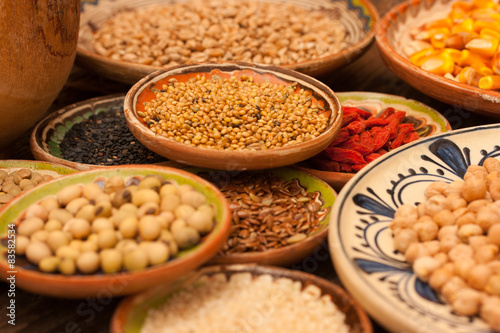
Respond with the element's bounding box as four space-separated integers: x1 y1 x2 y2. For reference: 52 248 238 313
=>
0 0 497 332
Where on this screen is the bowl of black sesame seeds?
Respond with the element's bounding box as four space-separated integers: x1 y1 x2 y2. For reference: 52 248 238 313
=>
124 62 343 171
30 94 184 171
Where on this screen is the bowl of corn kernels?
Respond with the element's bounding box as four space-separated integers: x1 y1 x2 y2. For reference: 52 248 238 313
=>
77 0 379 84
0 165 232 298
124 62 343 170
376 0 500 118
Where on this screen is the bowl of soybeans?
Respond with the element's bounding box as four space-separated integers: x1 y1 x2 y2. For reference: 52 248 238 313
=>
124 62 343 170
0 165 232 298
77 0 379 84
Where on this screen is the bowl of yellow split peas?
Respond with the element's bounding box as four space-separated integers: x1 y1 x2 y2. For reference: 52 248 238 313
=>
376 0 500 118
0 165 231 298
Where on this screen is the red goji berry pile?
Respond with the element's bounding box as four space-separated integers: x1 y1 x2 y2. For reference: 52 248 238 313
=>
311 106 420 173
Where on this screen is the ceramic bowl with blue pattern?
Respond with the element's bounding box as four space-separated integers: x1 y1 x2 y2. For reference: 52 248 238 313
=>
329 124 500 333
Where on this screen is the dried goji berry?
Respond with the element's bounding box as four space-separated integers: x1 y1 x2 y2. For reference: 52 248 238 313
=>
329 128 350 146
346 120 366 135
324 147 366 165
364 153 382 163
351 164 367 171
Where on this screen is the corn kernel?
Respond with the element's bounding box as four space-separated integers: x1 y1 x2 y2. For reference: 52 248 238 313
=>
409 48 435 66
473 20 500 33
458 66 484 86
478 75 500 89
457 49 490 67
452 1 472 12
425 18 453 30
492 52 500 74
431 34 447 48
420 53 455 75
465 38 499 57
471 0 496 10
445 34 466 49
452 18 474 34
471 62 494 75
415 28 451 41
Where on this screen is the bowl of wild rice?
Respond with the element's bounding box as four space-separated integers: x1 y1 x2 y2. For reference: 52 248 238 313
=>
30 94 185 171
124 62 343 170
110 264 373 333
77 0 379 84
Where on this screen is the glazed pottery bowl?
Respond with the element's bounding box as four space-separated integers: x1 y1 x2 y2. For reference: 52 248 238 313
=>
77 0 379 84
30 94 184 171
124 62 343 170
294 91 451 191
0 1 80 151
0 165 231 298
189 167 336 267
111 264 373 333
376 0 500 118
329 123 500 332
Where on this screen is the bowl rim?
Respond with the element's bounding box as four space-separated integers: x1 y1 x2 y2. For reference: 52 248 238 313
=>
0 164 232 298
110 263 374 333
123 61 343 170
374 0 500 117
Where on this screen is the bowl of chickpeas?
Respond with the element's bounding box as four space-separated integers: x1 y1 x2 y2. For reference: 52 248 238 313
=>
77 0 379 84
124 62 343 170
376 0 500 118
0 165 232 298
329 123 500 332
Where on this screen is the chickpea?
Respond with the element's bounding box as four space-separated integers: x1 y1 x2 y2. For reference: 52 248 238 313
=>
413 256 441 282
448 243 474 262
25 242 52 265
480 296 500 331
441 275 467 303
439 234 460 253
412 217 438 242
484 157 500 174
428 267 454 290
455 211 476 227
462 174 488 202
437 225 458 240
425 195 447 216
477 206 500 232
432 209 455 227
474 244 499 264
457 223 483 243
489 178 500 201
454 258 476 280
469 235 488 251
76 252 100 274
446 194 467 211
466 264 492 290
487 223 500 246
443 180 464 197
424 182 448 198
17 217 44 237
452 288 482 316
393 228 418 253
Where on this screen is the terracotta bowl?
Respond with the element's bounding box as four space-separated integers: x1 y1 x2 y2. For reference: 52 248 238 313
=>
30 94 184 171
189 167 336 267
77 0 379 84
111 264 373 333
0 1 80 151
376 0 500 118
124 62 343 170
0 165 231 299
294 91 452 191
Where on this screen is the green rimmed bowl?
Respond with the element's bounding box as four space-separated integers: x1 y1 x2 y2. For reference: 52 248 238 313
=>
187 167 336 267
30 94 181 171
0 165 231 298
295 91 452 191
77 0 379 84
111 264 373 333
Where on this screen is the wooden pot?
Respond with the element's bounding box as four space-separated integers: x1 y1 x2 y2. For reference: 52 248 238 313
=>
0 0 80 152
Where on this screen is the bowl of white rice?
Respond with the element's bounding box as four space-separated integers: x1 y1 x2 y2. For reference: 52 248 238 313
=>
110 264 373 333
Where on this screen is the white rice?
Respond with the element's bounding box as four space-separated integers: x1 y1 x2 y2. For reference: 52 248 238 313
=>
141 272 350 333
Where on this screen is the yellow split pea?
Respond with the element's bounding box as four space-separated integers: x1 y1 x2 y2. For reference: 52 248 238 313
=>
140 75 330 150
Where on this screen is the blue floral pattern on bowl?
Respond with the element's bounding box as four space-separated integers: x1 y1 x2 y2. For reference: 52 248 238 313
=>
329 124 500 333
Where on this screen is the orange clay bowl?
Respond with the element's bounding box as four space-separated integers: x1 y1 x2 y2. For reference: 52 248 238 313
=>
376 0 500 118
111 264 373 333
0 165 231 299
77 0 379 84
124 62 343 171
